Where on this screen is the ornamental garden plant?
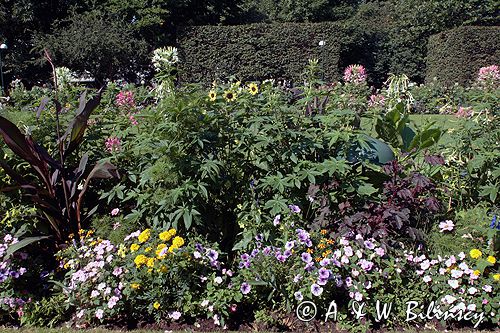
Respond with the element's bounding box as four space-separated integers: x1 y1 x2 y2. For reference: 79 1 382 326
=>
0 48 498 332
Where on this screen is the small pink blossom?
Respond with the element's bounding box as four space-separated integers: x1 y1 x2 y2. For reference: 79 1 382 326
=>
423 275 432 283
368 94 385 107
111 208 120 216
455 107 473 119
95 309 104 320
105 137 121 153
169 311 182 320
448 279 459 289
439 220 455 232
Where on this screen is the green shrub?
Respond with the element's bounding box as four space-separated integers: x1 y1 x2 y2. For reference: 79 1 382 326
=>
426 26 500 86
176 23 356 84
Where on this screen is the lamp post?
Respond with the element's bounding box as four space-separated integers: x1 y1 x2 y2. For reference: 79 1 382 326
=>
318 40 325 81
0 43 7 96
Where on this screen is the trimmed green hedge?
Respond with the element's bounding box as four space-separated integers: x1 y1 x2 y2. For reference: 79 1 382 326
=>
176 23 357 84
426 26 500 86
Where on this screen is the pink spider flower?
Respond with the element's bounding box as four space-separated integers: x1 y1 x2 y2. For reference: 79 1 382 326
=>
343 64 367 84
115 91 136 108
477 65 499 86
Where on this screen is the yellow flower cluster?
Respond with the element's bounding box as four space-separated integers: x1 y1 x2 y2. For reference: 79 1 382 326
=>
159 228 176 242
132 228 185 270
138 229 151 243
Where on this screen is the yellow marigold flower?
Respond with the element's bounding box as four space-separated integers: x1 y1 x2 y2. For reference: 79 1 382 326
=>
223 90 237 102
168 245 177 253
145 247 152 253
327 239 335 245
153 302 161 310
159 229 176 241
248 83 258 95
63 262 70 269
208 90 217 101
130 243 140 252
320 229 328 235
470 249 482 259
134 254 148 267
172 236 185 248
146 257 156 268
473 270 481 276
307 248 314 254
315 257 322 262
138 229 151 243
317 243 326 249
487 256 496 264
493 274 500 281
131 283 141 289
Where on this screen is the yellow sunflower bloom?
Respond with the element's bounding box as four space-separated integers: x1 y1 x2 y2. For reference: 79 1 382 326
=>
487 256 496 264
248 83 259 95
224 90 237 102
470 249 482 259
208 90 217 101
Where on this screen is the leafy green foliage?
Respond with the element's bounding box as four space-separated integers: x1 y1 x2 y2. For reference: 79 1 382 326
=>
37 10 148 83
177 23 354 84
426 26 500 86
0 90 119 243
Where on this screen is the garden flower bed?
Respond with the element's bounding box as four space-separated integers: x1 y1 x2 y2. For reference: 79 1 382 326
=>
0 50 498 332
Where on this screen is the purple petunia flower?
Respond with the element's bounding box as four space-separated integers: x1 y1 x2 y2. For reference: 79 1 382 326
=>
276 254 287 262
311 283 323 296
359 259 374 271
317 277 328 286
294 291 303 301
289 205 301 213
301 252 312 263
240 282 251 295
273 215 281 226
207 249 219 261
285 241 295 251
364 240 375 250
262 246 272 256
318 267 330 280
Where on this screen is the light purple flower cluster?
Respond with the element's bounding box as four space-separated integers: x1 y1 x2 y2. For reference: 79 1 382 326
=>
192 243 223 270
0 235 27 283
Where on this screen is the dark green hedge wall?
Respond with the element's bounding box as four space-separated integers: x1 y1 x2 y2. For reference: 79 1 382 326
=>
426 26 500 86
176 23 358 84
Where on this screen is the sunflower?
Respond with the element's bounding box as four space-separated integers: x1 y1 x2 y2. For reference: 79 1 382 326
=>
248 83 259 95
224 90 237 102
208 90 217 101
